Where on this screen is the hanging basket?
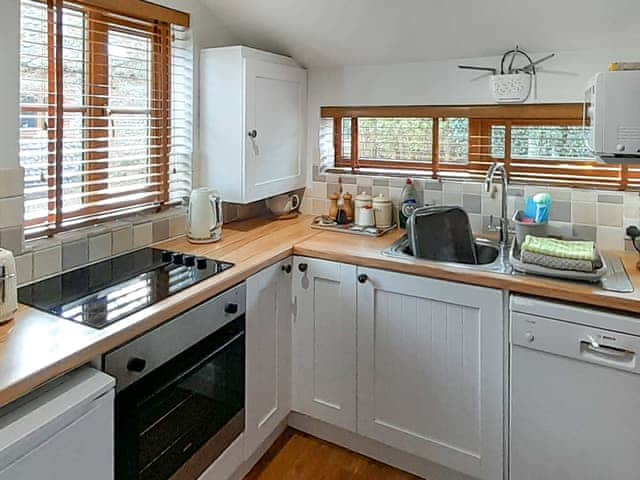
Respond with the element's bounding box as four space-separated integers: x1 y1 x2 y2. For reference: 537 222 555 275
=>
490 73 531 103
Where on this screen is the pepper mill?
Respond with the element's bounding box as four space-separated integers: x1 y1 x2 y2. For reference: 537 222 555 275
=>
328 192 339 220
342 192 354 223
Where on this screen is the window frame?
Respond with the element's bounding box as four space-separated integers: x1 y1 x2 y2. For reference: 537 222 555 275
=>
323 104 624 189
20 0 182 237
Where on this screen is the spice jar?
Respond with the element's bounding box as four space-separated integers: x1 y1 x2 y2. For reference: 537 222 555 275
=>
354 191 373 226
372 193 393 228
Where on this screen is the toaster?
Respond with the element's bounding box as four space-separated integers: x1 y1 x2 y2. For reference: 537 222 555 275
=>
0 248 17 324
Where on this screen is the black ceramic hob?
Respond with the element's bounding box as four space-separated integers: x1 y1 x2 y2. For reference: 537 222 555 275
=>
18 248 233 329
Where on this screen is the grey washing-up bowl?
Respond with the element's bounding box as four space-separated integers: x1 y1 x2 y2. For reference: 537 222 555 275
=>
512 210 547 246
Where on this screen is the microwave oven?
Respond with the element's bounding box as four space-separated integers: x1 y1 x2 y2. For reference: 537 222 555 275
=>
583 70 640 164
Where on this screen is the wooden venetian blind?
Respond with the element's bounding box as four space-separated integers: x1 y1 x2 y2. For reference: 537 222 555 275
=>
321 104 627 190
19 0 192 236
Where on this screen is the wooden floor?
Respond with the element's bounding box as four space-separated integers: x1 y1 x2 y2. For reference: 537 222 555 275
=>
244 428 423 480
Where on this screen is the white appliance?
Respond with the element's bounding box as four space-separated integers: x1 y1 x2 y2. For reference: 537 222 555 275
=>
510 295 640 479
187 187 223 243
0 249 17 324
200 46 307 204
0 367 114 480
584 70 640 163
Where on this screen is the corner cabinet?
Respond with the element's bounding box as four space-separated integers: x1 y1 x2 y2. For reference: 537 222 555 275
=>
356 267 504 480
292 257 357 431
200 46 307 204
244 259 293 459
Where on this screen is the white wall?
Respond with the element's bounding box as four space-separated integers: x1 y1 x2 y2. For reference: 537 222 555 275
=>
305 47 640 174
153 0 238 186
0 1 19 169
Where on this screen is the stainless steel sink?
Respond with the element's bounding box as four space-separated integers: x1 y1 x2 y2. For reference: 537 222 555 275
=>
383 235 511 274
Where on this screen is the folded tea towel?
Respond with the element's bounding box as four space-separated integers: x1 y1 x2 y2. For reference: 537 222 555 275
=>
521 235 596 261
521 250 595 272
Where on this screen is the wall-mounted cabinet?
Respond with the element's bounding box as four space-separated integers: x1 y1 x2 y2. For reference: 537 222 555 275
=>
200 46 307 204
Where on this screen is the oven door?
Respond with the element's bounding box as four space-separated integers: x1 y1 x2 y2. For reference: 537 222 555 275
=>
115 316 245 480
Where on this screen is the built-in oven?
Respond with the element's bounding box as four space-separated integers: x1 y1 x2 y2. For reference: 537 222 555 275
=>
103 283 246 480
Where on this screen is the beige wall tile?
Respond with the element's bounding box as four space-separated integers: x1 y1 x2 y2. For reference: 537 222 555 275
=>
33 246 61 279
112 226 133 254
572 202 596 225
597 226 625 250
0 197 23 229
133 223 153 248
0 168 24 199
310 181 327 199
89 233 112 261
169 214 187 238
14 252 32 285
597 203 623 227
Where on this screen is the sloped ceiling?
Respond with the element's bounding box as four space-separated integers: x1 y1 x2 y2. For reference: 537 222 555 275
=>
199 0 640 68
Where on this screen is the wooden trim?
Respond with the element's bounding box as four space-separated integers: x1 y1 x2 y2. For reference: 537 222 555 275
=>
504 122 512 176
321 103 583 120
151 22 171 204
351 117 359 172
25 0 176 236
64 0 189 27
431 117 439 179
333 117 343 166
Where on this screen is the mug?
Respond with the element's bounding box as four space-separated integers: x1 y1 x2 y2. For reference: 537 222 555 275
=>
266 193 300 216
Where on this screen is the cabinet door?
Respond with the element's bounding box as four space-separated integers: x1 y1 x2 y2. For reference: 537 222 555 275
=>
357 267 503 480
244 59 306 202
245 259 292 459
292 257 357 431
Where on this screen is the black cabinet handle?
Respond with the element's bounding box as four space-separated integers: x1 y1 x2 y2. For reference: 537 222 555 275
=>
127 357 146 373
224 303 239 314
358 274 368 284
298 263 308 272
282 264 292 274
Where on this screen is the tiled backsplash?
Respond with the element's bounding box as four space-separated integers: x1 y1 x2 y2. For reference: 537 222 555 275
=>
3 189 299 286
11 208 189 286
302 169 639 252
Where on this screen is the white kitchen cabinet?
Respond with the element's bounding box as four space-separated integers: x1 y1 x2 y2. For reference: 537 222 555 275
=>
200 46 307 203
292 257 357 431
245 259 293 459
356 267 504 480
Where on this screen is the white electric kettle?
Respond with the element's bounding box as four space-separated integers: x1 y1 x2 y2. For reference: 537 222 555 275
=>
187 188 223 243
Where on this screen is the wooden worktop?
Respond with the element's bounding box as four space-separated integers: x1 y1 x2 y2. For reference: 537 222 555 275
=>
294 229 640 314
1 213 640 409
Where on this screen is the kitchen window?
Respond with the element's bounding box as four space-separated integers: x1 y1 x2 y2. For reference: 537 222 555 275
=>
19 0 192 237
323 104 634 190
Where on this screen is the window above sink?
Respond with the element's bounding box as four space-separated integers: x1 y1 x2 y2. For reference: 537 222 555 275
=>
320 104 635 190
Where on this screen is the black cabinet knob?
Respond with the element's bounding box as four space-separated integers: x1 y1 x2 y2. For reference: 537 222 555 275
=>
358 274 368 284
225 303 239 314
298 263 308 272
282 264 292 274
196 257 208 269
184 255 195 267
127 357 146 373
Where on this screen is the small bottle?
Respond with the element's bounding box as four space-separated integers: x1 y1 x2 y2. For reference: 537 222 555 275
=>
399 178 418 229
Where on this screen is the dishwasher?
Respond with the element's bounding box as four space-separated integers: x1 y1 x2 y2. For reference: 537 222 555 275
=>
0 367 115 480
510 295 640 480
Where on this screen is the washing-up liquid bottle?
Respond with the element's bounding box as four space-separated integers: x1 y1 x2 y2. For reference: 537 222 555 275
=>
399 178 418 229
